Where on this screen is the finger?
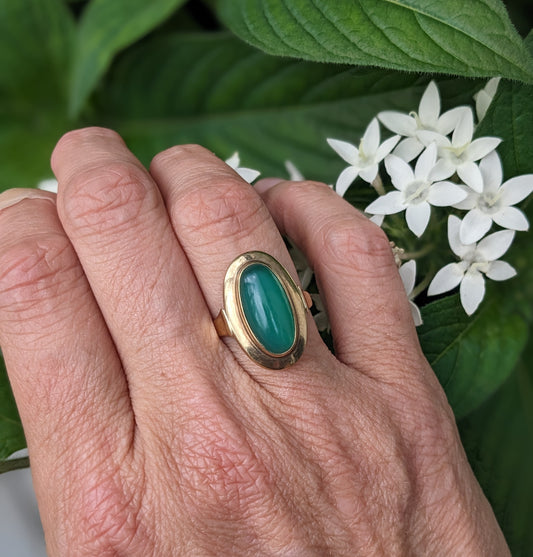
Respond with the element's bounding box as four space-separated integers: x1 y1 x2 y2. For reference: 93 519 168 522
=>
0 191 133 534
149 145 326 374
257 179 423 378
52 128 221 424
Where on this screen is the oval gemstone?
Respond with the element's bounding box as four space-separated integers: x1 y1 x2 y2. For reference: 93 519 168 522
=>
239 263 296 354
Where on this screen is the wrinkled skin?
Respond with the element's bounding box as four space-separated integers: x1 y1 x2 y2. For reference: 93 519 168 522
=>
0 128 509 556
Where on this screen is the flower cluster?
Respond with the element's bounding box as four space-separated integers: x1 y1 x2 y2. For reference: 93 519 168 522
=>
328 80 533 316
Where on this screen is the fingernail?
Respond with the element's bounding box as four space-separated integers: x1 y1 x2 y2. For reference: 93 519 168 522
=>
0 188 56 212
254 178 284 194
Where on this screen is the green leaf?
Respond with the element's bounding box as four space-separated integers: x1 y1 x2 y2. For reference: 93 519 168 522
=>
94 33 479 183
69 0 188 117
418 296 528 420
458 339 533 556
216 0 533 83
0 0 74 99
0 0 75 190
0 355 26 462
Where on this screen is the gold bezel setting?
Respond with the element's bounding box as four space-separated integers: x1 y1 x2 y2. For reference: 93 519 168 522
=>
217 251 308 370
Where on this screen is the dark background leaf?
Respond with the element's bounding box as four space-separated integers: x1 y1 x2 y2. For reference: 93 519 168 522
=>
216 0 533 83
0 356 25 461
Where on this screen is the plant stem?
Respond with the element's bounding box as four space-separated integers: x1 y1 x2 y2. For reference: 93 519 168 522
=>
0 457 30 474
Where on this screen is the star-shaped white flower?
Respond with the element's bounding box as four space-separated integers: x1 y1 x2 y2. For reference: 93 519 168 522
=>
454 151 533 244
428 215 517 315
399 260 423 326
225 152 260 183
365 143 467 237
327 118 400 196
37 178 58 193
474 77 500 122
418 108 501 193
378 81 467 162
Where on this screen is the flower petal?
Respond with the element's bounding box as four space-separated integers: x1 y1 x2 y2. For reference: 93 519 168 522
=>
362 118 380 156
428 263 464 296
365 191 405 215
478 151 502 193
477 229 515 261
327 138 359 164
236 167 261 183
399 260 416 295
225 152 240 168
359 163 379 184
499 174 533 206
427 182 468 207
368 213 385 226
492 206 529 231
417 130 450 148
429 157 455 181
285 160 304 181
437 106 469 136
452 108 474 147
485 260 517 281
457 162 484 193
374 134 401 162
452 187 477 210
418 81 440 127
460 271 485 315
447 215 470 258
409 300 423 326
414 143 437 180
393 137 424 162
465 137 501 161
384 154 413 191
405 202 431 237
378 111 416 136
459 208 493 244
335 166 359 197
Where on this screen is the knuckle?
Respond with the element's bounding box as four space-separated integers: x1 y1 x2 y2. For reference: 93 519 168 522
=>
150 143 212 169
317 216 395 277
178 402 270 518
60 161 156 235
0 232 78 317
176 181 268 245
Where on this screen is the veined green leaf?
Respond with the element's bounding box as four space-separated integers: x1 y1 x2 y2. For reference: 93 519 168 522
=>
69 0 188 117
459 340 533 556
418 296 528 420
95 33 479 183
0 356 25 463
216 0 533 83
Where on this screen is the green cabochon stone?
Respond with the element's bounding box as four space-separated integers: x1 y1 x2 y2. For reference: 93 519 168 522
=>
239 263 296 354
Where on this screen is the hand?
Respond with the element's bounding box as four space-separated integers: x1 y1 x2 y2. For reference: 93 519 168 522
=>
0 128 509 556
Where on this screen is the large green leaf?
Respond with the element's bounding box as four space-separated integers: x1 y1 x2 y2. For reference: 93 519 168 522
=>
216 0 533 83
0 0 75 190
95 33 479 182
459 340 533 556
418 296 528 420
69 0 188 117
0 356 26 463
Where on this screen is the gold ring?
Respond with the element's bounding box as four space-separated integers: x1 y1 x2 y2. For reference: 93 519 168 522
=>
214 251 312 369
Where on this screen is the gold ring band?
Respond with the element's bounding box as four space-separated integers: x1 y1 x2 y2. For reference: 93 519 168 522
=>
214 251 311 369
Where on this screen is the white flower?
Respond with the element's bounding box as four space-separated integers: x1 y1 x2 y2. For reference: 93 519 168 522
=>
284 160 305 181
474 77 500 122
378 81 467 162
311 292 330 333
419 108 501 193
327 118 400 196
454 151 533 244
399 260 423 326
37 178 58 193
225 152 260 183
428 215 517 315
365 143 467 237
